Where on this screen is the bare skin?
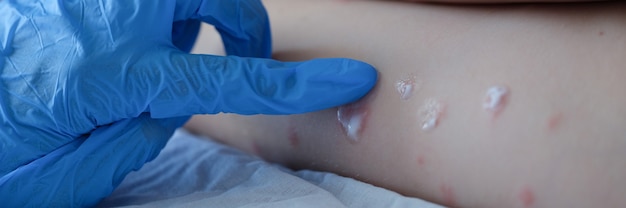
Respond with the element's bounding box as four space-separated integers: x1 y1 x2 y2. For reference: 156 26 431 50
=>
185 0 626 207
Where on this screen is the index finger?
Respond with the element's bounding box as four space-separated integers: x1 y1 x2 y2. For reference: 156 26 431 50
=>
142 53 378 118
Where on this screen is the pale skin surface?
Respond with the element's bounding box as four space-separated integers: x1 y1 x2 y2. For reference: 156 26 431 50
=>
184 0 626 207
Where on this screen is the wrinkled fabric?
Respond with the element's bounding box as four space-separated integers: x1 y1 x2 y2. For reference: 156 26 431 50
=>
0 0 378 207
99 129 443 208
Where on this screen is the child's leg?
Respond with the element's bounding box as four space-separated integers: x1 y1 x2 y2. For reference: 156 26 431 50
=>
186 0 626 207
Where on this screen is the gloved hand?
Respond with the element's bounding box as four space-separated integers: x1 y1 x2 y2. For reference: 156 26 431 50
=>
0 0 377 207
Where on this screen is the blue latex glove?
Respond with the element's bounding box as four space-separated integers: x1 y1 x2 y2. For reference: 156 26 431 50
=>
0 0 377 207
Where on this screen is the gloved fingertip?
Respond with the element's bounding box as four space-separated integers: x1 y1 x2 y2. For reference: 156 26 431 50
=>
258 57 379 113
300 58 378 100
340 58 378 91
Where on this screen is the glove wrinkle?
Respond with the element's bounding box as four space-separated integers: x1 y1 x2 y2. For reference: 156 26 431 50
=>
0 0 377 206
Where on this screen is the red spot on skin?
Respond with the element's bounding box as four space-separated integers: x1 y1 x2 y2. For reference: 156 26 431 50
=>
519 186 535 208
440 183 457 207
417 155 426 166
547 113 563 131
599 31 605 36
288 124 299 148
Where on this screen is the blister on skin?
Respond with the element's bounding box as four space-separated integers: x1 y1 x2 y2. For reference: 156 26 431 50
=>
396 74 419 100
337 100 369 142
418 98 445 131
483 86 509 116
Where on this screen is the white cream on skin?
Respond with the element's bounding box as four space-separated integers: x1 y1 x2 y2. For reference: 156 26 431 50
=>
483 86 509 114
337 102 368 142
418 98 444 131
396 74 418 100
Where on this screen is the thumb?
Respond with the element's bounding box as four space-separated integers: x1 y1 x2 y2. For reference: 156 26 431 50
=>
0 114 188 207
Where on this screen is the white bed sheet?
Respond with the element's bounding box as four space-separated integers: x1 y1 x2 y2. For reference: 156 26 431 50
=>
97 129 443 208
